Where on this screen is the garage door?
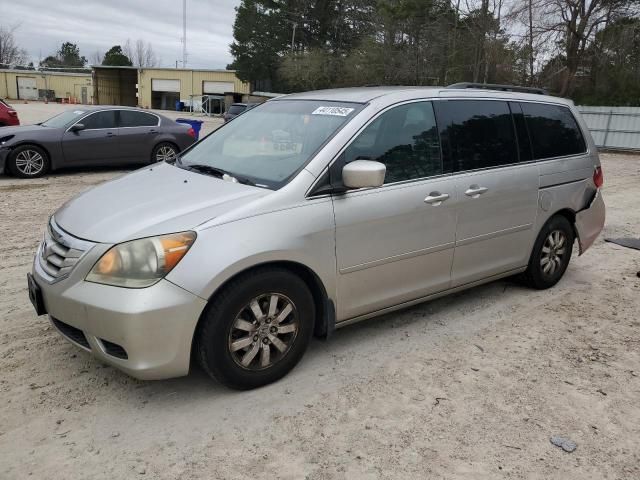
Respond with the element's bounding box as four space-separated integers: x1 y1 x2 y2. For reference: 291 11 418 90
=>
17 77 38 100
151 79 180 92
203 81 234 94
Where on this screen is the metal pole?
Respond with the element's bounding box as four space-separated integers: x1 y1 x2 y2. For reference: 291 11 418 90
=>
182 0 187 67
291 22 297 53
602 110 614 149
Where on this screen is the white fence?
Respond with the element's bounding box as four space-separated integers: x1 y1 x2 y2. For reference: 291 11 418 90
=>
577 106 640 151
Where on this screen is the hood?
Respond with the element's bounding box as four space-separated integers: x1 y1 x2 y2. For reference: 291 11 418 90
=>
0 124 54 139
54 163 270 243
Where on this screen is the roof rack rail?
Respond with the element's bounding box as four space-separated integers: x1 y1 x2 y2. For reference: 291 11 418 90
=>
446 82 548 95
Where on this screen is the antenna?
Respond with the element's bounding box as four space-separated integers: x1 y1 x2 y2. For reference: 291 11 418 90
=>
181 0 187 68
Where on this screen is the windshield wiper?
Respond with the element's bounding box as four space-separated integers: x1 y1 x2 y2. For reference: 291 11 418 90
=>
182 163 257 186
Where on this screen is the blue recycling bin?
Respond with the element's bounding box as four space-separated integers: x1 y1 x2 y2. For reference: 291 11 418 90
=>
176 118 204 140
175 100 185 111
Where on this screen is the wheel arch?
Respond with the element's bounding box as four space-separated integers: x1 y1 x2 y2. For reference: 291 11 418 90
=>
190 260 335 364
5 142 52 174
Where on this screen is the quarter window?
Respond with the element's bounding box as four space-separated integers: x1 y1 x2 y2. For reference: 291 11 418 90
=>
80 111 117 130
435 100 518 172
343 102 442 184
521 103 586 159
119 110 158 127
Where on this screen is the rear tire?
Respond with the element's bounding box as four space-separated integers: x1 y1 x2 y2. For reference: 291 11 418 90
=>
523 215 575 289
7 144 50 178
196 267 315 390
151 142 178 163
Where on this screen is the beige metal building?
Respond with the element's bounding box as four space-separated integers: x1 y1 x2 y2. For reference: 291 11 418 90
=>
93 66 251 113
0 70 93 103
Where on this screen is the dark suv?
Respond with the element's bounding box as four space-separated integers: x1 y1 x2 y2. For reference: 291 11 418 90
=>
223 103 257 122
0 99 20 127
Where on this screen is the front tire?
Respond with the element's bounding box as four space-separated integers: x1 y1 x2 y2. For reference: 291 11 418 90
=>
523 215 575 289
196 267 315 390
151 142 178 163
7 145 50 178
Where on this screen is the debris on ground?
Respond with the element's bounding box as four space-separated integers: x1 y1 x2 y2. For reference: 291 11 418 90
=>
550 436 577 453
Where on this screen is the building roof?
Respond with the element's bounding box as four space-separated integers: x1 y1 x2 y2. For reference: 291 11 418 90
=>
0 68 91 77
91 65 237 73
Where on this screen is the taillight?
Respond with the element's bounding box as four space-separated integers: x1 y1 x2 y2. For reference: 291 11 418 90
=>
8 110 17 116
593 166 604 188
187 127 196 138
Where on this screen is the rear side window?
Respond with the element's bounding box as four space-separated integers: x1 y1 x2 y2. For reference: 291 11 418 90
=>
119 110 158 127
521 103 586 159
343 101 442 184
434 100 518 172
81 111 117 129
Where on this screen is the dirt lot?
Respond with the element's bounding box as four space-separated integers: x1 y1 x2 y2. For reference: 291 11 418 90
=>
0 108 639 479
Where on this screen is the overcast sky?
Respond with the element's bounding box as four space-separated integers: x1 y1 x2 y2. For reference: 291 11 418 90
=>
2 0 240 69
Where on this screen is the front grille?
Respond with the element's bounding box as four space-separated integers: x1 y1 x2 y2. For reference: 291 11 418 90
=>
100 339 128 359
38 219 90 282
51 318 90 349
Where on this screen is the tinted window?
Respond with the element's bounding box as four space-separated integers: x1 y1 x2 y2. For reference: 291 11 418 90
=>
435 100 518 172
81 111 117 129
521 103 586 159
343 102 442 184
119 110 158 127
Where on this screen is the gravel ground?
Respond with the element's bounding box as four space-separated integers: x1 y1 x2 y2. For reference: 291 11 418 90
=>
0 105 639 479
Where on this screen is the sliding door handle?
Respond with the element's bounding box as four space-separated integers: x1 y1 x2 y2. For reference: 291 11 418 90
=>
464 186 488 198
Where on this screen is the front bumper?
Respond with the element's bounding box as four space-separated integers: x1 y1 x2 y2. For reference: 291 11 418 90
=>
32 239 207 380
0 148 9 174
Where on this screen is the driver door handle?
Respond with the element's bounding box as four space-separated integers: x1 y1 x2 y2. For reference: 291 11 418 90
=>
106 131 115 137
424 193 450 206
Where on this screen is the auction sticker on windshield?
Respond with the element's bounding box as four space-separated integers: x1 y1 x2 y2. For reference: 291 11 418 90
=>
312 106 355 117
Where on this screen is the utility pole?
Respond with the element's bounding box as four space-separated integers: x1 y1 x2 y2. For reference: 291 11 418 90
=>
182 0 187 68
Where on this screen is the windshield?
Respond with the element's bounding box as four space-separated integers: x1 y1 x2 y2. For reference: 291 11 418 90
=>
180 100 362 189
41 110 88 128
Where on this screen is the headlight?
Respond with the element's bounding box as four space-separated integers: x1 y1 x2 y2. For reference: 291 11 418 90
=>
86 231 196 288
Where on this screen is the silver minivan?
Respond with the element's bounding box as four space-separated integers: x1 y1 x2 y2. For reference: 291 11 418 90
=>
29 85 605 389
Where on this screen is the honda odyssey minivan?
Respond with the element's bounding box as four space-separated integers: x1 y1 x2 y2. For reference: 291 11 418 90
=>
29 84 605 389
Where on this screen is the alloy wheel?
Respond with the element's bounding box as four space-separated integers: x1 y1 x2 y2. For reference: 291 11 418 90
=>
228 293 299 371
155 145 176 162
15 150 44 176
540 230 567 277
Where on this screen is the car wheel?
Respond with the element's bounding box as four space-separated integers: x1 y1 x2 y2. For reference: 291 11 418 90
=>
196 267 315 390
523 215 575 290
151 142 178 163
7 145 50 178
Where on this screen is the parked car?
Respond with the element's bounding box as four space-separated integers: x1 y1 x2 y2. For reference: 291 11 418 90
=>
0 99 20 127
0 106 196 178
29 85 605 389
223 103 256 122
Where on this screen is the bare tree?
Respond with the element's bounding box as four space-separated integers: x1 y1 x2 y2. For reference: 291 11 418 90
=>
123 38 158 67
517 0 640 95
0 24 29 66
90 49 103 65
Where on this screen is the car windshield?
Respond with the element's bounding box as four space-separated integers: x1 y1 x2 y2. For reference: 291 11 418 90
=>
180 100 362 189
41 110 88 128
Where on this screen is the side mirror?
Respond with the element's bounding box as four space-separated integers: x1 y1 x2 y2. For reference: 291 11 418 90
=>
69 123 85 132
342 160 386 189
